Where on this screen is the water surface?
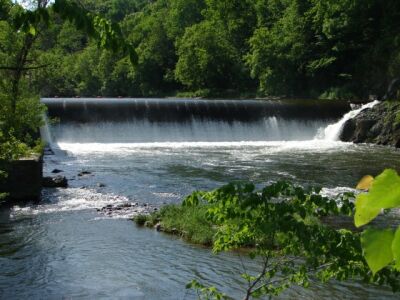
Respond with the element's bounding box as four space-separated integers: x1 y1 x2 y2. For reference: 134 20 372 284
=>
1 99 399 299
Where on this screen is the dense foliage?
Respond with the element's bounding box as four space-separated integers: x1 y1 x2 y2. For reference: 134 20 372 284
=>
0 0 133 198
0 0 132 150
137 181 400 299
8 0 398 99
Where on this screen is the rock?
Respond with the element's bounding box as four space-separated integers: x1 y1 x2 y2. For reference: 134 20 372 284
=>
339 101 400 148
78 171 92 177
354 119 376 142
42 176 68 188
44 148 54 155
155 223 162 231
97 183 106 187
340 119 356 142
51 169 63 174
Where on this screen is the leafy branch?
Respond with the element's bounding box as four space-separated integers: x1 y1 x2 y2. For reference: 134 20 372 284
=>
354 169 400 274
183 181 400 299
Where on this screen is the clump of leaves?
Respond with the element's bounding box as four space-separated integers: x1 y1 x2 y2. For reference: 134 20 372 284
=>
184 181 400 299
355 169 400 274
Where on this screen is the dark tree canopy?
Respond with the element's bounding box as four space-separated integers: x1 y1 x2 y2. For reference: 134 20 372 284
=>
2 0 400 99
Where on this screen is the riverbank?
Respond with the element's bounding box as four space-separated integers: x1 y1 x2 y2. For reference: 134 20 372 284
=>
340 100 400 147
133 204 215 246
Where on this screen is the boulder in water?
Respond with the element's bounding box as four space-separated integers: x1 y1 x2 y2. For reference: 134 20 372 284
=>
51 169 63 174
339 101 400 147
43 176 68 188
340 119 356 141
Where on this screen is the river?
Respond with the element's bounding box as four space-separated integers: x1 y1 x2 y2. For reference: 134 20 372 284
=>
1 98 399 299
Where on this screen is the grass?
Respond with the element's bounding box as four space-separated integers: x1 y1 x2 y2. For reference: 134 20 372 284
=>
133 204 215 246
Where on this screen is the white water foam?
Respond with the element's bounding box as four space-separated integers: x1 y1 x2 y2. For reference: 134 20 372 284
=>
11 188 130 217
317 100 380 141
57 140 350 155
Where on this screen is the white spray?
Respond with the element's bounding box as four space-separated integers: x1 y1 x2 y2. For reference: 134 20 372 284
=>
318 100 380 141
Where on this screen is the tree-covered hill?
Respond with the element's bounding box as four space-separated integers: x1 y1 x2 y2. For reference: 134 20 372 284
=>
14 0 400 99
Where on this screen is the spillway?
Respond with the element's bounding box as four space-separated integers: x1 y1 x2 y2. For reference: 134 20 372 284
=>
42 98 350 143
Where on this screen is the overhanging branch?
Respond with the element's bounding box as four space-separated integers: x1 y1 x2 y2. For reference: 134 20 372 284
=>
0 64 50 71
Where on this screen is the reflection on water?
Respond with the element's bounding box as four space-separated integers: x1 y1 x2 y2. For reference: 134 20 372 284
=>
1 140 400 299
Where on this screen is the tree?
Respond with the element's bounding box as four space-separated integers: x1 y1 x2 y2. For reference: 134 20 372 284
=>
246 0 312 97
0 0 135 118
184 181 400 299
175 21 239 93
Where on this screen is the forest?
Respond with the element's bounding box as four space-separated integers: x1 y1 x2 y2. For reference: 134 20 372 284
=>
2 0 400 99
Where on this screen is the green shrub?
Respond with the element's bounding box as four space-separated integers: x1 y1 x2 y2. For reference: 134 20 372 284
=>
133 214 149 226
133 204 215 245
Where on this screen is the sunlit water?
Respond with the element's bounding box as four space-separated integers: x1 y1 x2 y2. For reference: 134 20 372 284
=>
1 99 400 299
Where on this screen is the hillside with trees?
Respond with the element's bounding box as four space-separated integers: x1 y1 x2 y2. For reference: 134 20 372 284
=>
20 0 400 99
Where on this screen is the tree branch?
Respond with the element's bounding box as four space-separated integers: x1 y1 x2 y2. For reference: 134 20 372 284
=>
0 64 50 71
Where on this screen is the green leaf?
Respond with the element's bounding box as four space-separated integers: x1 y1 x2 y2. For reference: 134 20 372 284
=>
361 228 394 274
28 24 36 36
392 226 400 271
355 169 400 227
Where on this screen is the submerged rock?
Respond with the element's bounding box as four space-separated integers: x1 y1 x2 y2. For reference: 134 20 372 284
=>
44 147 54 155
154 223 162 231
78 171 92 177
43 176 68 188
97 202 156 218
340 101 400 147
51 169 63 174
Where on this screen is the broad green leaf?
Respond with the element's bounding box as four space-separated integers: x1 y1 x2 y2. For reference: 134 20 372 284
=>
355 169 400 227
361 228 394 274
354 194 381 227
393 226 400 271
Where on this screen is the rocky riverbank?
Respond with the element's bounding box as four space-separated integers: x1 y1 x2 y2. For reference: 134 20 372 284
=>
340 101 400 147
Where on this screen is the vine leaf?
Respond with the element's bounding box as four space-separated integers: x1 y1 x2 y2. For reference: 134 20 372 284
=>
355 169 400 227
393 227 400 271
356 175 374 190
361 228 394 274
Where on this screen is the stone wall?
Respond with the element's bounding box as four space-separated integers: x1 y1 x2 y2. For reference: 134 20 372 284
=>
0 154 43 202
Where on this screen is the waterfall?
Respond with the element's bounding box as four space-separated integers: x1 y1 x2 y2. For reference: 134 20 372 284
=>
50 118 329 143
41 98 351 144
40 114 53 147
319 100 380 141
